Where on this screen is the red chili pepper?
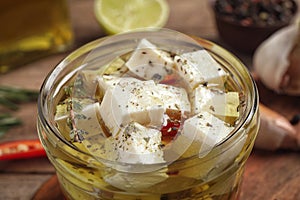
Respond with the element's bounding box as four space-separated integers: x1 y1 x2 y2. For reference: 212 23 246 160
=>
0 139 46 160
161 119 181 143
160 74 178 85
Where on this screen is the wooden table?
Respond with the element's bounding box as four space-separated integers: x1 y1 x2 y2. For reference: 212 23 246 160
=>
0 0 299 199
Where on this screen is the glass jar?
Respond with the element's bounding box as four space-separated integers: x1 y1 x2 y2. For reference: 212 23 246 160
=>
37 29 259 200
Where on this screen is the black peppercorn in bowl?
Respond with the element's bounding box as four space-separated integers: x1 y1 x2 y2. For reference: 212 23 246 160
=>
212 0 298 54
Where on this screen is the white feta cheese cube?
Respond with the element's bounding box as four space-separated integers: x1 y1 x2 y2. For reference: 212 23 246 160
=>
178 130 247 180
99 78 164 135
176 112 246 180
74 102 106 138
192 86 240 122
125 39 174 81
55 99 107 141
155 84 191 114
148 105 166 126
97 75 120 92
99 77 191 136
79 58 127 95
165 111 235 166
182 112 234 156
174 50 227 89
114 122 164 164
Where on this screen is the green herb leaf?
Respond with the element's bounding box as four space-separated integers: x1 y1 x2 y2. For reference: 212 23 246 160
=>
0 86 39 110
0 86 38 137
0 114 22 137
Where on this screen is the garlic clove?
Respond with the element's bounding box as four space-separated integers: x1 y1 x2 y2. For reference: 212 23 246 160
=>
255 104 299 151
253 21 300 95
283 30 300 95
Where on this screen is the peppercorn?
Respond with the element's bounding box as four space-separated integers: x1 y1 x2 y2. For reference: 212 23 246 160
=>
290 114 300 125
214 0 297 26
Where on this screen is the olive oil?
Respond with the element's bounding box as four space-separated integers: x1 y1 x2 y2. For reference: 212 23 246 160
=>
0 0 73 73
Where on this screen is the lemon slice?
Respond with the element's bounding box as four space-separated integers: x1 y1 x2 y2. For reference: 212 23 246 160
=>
94 0 170 35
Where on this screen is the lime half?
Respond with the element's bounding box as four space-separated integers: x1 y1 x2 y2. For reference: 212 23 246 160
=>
94 0 170 35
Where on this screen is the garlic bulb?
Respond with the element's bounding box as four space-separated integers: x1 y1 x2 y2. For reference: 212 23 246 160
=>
253 20 300 95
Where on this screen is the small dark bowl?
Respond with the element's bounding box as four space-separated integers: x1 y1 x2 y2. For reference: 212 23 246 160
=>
214 15 290 54
212 1 298 54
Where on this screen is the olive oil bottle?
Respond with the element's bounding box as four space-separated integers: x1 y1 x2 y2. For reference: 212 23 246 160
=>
0 0 73 73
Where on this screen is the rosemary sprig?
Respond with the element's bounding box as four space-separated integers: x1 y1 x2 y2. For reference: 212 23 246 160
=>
0 114 22 137
0 86 39 110
0 86 39 137
63 85 87 143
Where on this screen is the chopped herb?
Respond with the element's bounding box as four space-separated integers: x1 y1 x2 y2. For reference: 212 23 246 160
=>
64 86 73 96
209 105 215 112
74 114 87 120
197 114 203 118
72 100 83 111
143 137 150 143
73 74 88 97
206 122 213 127
158 144 165 149
148 60 153 66
152 73 162 81
202 82 208 87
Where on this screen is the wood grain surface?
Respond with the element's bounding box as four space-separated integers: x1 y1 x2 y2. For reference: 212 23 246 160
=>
0 0 299 199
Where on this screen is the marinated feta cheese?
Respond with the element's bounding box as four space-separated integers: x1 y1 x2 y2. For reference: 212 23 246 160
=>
126 39 174 82
73 102 106 138
174 50 227 89
192 85 240 123
97 75 121 92
98 78 146 128
55 98 106 141
99 77 190 135
178 130 247 180
112 122 164 164
176 111 236 180
99 78 163 135
70 58 126 99
53 37 247 196
182 111 234 156
156 84 191 113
